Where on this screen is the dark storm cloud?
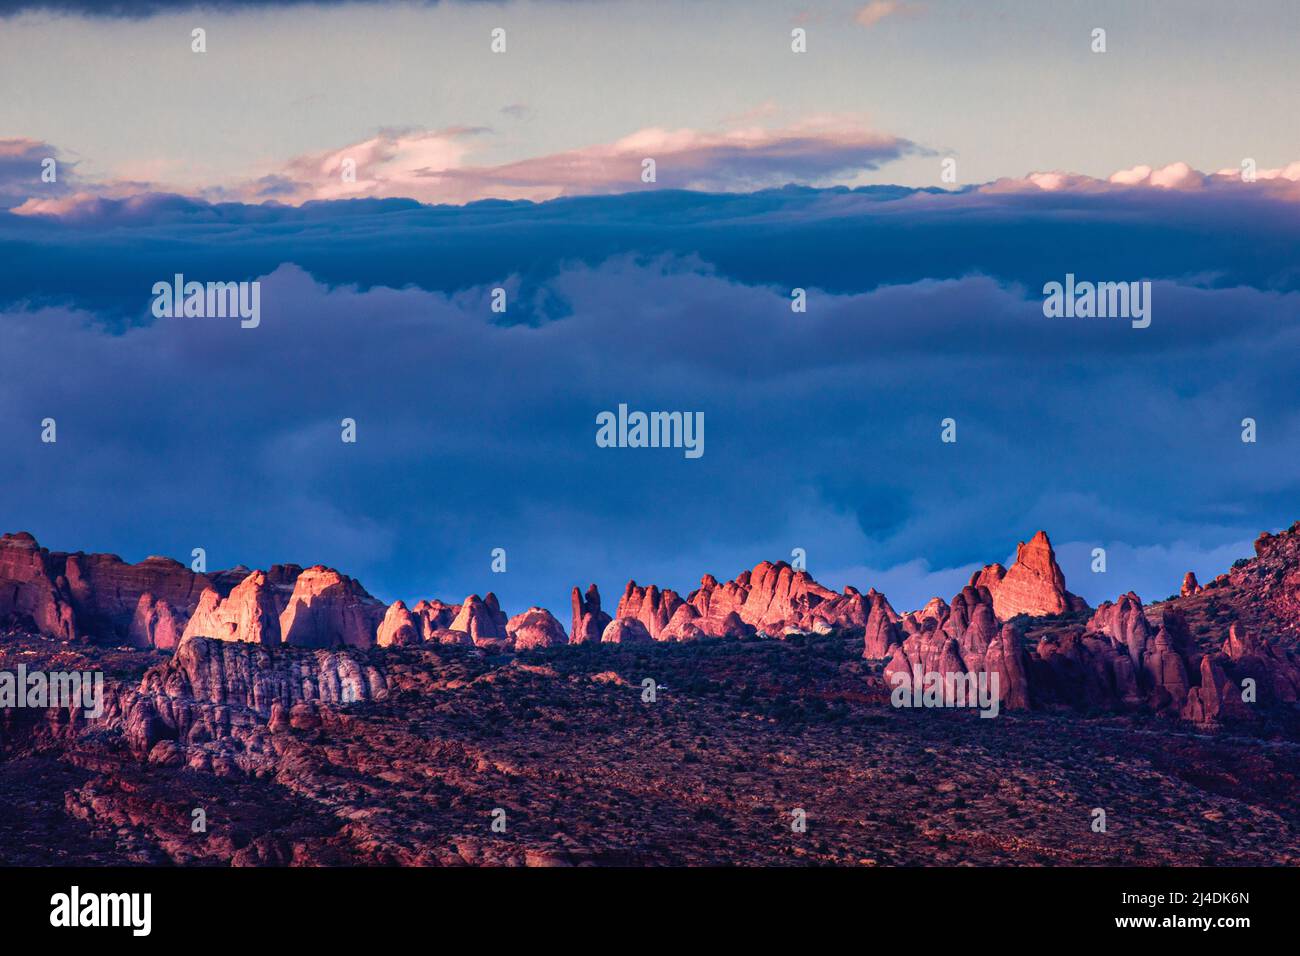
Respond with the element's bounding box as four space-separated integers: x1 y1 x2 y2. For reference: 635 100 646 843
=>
1 248 1296 615
5 184 1299 323
2 183 1297 614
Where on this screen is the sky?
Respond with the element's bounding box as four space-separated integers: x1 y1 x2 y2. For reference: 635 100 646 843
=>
1 0 1298 617
3 0 1300 196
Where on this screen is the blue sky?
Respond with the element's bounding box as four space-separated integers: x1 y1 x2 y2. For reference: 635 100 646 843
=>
0 0 1297 616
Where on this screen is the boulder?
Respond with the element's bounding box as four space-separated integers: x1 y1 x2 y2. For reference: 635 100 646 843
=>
507 607 567 649
600 617 653 644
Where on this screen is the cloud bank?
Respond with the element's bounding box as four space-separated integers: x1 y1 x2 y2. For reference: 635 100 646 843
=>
2 254 1295 615
6 177 1300 322
3 163 1297 615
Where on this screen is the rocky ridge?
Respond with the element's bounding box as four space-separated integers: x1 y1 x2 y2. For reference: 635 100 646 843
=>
4 524 1300 728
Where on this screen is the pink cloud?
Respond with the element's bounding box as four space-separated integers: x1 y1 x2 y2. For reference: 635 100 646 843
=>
225 118 917 206
10 118 915 215
1109 161 1202 189
855 1 921 28
12 190 179 220
980 160 1300 198
0 138 47 159
15 121 1300 220
265 126 487 203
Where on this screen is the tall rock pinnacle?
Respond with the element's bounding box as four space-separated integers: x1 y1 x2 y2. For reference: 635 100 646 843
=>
972 530 1071 620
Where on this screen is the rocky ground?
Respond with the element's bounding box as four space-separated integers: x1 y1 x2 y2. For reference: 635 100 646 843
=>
4 522 1300 866
2 631 1297 867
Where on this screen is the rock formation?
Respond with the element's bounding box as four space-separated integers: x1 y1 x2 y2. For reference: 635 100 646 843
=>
1087 592 1152 662
129 593 184 650
601 617 653 644
448 593 509 648
1142 627 1190 711
659 603 706 641
63 551 212 646
1182 654 1248 725
507 607 567 649
885 584 1032 711
377 600 422 647
641 563 876 640
411 599 458 641
741 561 850 635
278 566 386 649
616 582 687 641
0 532 80 642
971 531 1078 620
570 584 611 644
984 623 1031 710
181 571 283 647
5 524 1300 728
126 636 386 770
862 589 902 658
